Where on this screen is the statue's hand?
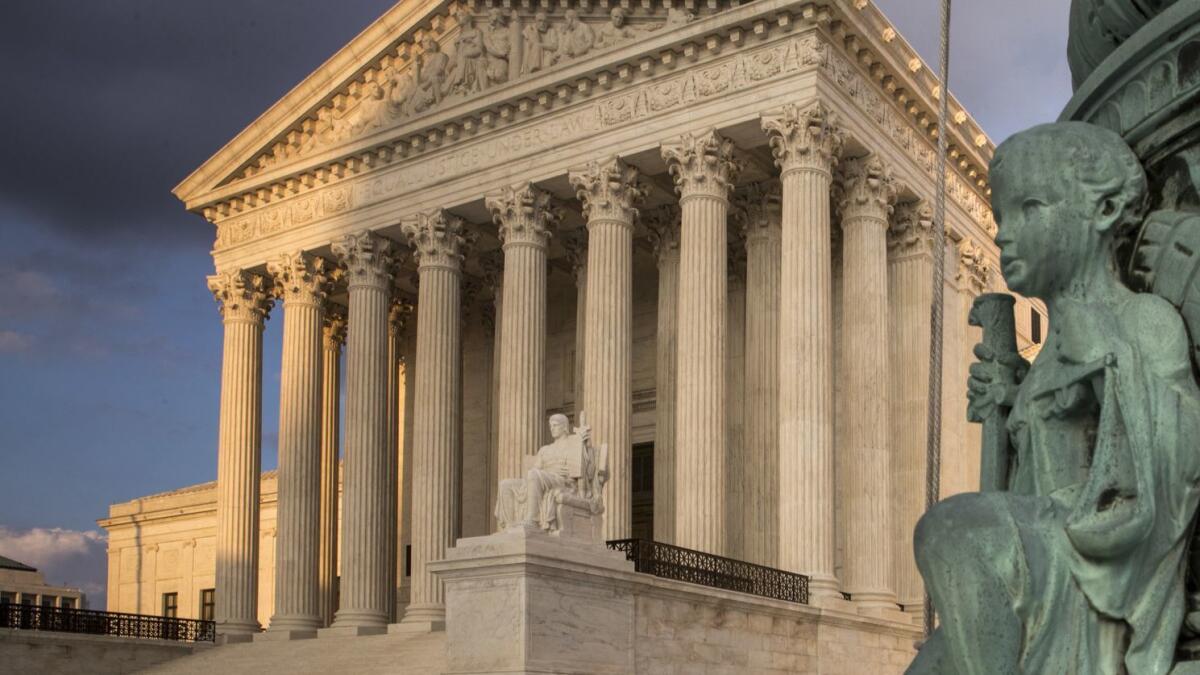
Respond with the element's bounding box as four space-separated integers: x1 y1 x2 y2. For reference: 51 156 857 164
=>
967 343 1028 422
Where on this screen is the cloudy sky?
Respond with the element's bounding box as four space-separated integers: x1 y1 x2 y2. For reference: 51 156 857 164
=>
0 0 1071 606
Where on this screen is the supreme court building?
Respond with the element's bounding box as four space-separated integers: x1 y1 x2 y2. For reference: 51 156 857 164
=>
100 0 1045 670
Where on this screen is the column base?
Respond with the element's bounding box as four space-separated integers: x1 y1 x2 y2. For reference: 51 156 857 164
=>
398 603 445 626
215 618 261 639
807 574 843 599
329 608 388 631
265 614 322 633
317 624 389 638
254 628 317 642
388 620 445 634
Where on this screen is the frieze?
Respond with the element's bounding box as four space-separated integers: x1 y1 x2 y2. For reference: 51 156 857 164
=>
215 25 994 252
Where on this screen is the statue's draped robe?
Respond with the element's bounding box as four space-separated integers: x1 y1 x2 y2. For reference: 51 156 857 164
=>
920 296 1200 674
495 435 595 530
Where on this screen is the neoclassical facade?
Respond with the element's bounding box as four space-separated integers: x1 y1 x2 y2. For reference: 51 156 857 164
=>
112 0 1044 661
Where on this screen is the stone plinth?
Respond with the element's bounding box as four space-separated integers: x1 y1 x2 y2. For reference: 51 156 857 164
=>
430 525 635 675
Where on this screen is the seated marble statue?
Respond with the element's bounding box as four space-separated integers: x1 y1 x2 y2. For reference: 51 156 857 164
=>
908 122 1200 674
494 413 608 534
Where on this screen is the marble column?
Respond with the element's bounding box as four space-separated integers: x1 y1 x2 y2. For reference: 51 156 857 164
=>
401 210 469 628
661 130 740 555
329 231 396 633
734 182 782 567
318 309 346 628
644 205 681 545
725 232 747 560
562 231 589 410
837 154 898 608
385 300 412 621
486 184 559 484
266 253 332 635
569 156 645 541
761 103 844 595
207 270 273 637
480 253 503 532
885 202 936 612
398 311 418 606
957 239 993 490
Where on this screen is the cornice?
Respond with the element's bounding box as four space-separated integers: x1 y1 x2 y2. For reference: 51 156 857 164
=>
181 0 993 226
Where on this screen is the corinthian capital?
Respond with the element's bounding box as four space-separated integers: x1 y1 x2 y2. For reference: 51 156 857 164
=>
401 209 472 271
332 231 397 290
568 156 646 225
642 204 681 266
761 102 845 176
323 306 347 350
486 182 561 248
660 130 742 200
731 181 782 243
836 155 898 224
887 201 936 256
267 252 335 306
956 238 992 296
208 269 274 324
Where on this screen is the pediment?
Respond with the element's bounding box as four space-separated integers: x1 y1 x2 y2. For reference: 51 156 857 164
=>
176 0 715 208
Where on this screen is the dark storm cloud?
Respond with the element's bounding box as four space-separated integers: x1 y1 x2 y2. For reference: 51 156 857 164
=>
0 0 393 245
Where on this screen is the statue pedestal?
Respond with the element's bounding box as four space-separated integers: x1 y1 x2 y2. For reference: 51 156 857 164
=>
429 523 635 675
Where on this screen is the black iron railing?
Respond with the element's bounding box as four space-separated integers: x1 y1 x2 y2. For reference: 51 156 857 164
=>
607 538 809 605
0 603 215 643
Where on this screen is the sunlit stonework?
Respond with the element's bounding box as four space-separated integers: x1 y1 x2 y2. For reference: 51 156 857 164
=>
100 0 1050 672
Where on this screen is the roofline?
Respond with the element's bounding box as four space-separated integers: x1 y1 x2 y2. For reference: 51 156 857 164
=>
173 0 452 204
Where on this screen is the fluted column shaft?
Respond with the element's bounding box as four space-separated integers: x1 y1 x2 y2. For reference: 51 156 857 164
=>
267 253 331 633
738 184 782 567
646 207 680 544
399 320 417 602
401 211 467 626
385 302 411 621
725 259 746 560
487 185 557 485
208 271 273 636
762 103 843 595
564 233 588 409
839 155 897 608
318 312 345 627
886 204 936 611
570 158 644 541
662 131 739 555
331 232 395 630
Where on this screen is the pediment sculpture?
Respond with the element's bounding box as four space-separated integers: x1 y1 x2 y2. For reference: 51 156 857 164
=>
251 7 694 177
494 413 609 541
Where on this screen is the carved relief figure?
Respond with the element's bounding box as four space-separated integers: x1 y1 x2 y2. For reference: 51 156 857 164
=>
559 10 595 60
494 414 608 533
402 37 448 116
342 80 388 137
482 9 512 86
908 122 1200 674
446 13 487 97
594 8 644 49
521 11 560 74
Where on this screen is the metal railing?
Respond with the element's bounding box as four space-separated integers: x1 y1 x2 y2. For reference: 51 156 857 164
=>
0 603 215 643
606 538 809 605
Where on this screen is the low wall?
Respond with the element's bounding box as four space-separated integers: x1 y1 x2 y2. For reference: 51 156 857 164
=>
435 528 922 674
0 628 203 675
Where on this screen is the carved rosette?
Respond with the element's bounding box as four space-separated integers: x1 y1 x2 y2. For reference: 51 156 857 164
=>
208 269 274 325
561 229 589 285
761 102 846 177
332 231 397 290
732 180 783 244
267 252 336 307
836 155 898 226
887 201 936 256
660 130 742 200
956 238 992 296
642 204 682 267
568 156 646 226
323 306 348 350
401 210 472 271
486 183 561 249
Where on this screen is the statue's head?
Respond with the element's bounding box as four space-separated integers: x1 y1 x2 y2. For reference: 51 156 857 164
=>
611 7 627 25
421 36 439 53
534 11 548 29
548 414 570 439
564 9 579 26
990 121 1146 299
488 8 505 26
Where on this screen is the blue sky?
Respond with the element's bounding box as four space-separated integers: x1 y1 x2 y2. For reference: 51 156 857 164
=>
0 0 1072 602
